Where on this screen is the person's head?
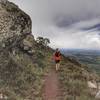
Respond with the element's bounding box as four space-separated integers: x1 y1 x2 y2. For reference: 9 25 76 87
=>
56 48 59 52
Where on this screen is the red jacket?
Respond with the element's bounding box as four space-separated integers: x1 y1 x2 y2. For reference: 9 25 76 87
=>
53 52 61 61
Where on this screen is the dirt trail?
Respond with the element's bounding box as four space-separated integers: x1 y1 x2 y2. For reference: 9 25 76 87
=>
43 69 61 100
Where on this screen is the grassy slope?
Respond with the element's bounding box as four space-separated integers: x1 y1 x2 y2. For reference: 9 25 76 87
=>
0 35 53 100
58 57 99 100
0 35 99 100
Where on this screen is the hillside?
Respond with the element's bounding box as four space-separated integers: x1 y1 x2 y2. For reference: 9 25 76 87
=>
0 0 100 100
62 49 100 75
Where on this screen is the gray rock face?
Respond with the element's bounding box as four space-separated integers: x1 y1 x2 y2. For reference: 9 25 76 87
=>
0 0 32 48
0 0 7 3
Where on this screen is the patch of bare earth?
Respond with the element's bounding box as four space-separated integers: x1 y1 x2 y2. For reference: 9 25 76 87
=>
43 69 61 100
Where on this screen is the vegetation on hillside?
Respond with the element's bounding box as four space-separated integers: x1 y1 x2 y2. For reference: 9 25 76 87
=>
58 61 98 100
0 1 99 99
0 35 100 100
0 35 52 100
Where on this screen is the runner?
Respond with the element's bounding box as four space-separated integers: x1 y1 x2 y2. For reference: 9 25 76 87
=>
53 48 61 71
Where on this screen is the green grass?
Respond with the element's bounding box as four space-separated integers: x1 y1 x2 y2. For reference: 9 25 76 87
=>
58 62 95 100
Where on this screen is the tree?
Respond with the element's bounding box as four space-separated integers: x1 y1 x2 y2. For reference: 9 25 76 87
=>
36 37 50 47
44 38 50 47
36 37 44 45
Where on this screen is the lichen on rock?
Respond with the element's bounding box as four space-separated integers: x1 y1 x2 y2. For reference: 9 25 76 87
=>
0 0 32 48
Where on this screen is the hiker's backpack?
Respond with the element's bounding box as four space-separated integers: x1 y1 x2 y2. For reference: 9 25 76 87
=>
54 52 61 60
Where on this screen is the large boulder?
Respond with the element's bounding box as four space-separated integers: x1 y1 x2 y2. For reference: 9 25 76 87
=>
0 0 32 48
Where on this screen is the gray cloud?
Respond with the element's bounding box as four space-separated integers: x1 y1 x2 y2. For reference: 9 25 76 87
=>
9 0 100 49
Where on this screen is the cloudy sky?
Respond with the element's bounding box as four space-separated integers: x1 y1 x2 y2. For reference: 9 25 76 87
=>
9 0 100 49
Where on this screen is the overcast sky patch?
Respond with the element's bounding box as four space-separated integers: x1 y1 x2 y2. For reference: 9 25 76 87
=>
9 0 100 49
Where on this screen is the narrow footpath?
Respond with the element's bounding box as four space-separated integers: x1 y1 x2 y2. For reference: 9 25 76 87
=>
43 69 61 100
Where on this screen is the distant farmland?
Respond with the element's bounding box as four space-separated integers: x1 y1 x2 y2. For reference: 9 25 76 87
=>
62 49 100 75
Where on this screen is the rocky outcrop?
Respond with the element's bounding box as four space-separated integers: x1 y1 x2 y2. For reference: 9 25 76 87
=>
0 0 32 49
0 0 99 100
0 1 35 99
0 0 7 3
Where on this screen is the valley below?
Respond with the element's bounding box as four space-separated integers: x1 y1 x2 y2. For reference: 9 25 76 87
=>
61 49 100 75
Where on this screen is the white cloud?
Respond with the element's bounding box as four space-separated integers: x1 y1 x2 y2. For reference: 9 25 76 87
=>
9 0 100 49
